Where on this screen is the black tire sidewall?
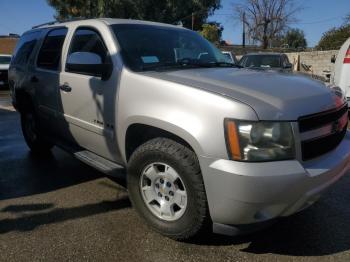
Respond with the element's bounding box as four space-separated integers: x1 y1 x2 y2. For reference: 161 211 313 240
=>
128 141 207 238
20 108 52 152
21 110 37 149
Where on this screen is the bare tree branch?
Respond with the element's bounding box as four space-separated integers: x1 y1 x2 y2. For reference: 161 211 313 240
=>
233 0 302 48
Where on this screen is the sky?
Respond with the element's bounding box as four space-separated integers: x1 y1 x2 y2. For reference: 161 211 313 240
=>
0 0 349 47
211 0 349 47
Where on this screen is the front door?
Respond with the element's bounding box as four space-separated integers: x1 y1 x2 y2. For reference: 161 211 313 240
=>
58 27 120 162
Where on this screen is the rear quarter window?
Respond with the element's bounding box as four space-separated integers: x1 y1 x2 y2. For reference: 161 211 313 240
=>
11 31 41 66
37 28 68 71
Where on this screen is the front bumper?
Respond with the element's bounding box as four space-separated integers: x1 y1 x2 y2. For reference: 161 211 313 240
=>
199 131 350 226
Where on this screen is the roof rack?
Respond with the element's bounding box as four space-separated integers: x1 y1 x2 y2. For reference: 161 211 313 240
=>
32 17 87 29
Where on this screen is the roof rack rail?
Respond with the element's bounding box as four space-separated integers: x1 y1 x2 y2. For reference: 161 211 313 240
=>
32 21 57 29
32 17 87 29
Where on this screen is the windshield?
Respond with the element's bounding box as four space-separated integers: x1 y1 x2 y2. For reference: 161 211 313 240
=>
111 24 232 72
0 56 11 64
241 55 281 69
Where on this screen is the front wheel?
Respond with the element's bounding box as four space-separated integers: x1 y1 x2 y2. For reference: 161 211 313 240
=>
127 138 210 240
21 108 53 153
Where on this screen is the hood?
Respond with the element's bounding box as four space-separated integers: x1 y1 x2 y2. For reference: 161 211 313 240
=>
143 68 342 120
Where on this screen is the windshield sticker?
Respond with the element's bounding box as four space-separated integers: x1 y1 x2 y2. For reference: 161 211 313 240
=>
141 56 159 63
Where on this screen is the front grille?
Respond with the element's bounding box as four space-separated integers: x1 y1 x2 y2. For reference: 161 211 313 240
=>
299 105 348 132
299 104 348 161
301 127 347 160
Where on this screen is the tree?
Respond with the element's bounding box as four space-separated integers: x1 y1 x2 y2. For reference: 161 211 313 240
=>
284 28 307 49
234 0 301 49
47 0 221 31
317 25 350 50
199 23 221 43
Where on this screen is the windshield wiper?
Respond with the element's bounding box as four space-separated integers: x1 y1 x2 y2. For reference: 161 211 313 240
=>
177 58 242 68
141 60 211 71
141 62 182 71
209 62 243 68
140 59 242 71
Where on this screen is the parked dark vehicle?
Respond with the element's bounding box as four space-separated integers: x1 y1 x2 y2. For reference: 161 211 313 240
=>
0 54 11 89
239 53 293 72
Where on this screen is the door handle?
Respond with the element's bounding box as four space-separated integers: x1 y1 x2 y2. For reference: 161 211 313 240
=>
60 84 72 92
30 76 39 83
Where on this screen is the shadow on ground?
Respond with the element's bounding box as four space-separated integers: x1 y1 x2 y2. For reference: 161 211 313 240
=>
0 197 131 234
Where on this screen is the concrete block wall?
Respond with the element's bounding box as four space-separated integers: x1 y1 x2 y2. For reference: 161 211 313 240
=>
285 50 338 78
228 48 339 81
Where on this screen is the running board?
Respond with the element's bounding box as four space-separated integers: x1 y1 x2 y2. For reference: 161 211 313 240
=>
74 150 124 175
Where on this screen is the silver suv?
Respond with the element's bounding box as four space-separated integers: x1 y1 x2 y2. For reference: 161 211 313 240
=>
8 19 350 240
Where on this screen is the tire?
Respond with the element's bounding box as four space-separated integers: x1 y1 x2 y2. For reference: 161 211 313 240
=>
127 138 210 240
20 105 53 154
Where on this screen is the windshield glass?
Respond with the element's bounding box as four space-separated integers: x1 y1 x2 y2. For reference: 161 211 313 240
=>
0 56 11 64
242 55 281 69
111 24 231 72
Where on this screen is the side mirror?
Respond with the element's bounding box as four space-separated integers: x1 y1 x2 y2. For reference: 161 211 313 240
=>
284 63 293 69
331 55 336 63
66 52 112 80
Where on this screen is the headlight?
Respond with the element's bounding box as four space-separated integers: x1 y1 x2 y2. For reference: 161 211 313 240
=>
225 119 295 162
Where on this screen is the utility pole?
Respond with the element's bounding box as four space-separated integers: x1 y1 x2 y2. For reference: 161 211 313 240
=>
191 12 195 30
242 12 246 48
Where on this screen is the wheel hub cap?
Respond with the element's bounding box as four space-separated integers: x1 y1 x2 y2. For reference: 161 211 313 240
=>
140 163 187 221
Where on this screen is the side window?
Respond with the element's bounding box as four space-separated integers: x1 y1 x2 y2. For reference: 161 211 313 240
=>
12 31 41 66
66 28 108 75
37 28 68 71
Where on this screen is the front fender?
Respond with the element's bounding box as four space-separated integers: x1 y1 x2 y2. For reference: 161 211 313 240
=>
117 69 258 163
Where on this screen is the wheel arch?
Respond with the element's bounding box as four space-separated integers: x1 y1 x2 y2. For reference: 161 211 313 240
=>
122 119 204 163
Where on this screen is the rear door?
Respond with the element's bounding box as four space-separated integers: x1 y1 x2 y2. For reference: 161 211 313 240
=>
32 27 68 123
8 30 41 100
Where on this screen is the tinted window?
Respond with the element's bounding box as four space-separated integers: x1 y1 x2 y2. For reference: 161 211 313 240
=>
12 31 41 66
111 24 228 72
0 56 11 64
37 28 68 71
68 28 108 63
